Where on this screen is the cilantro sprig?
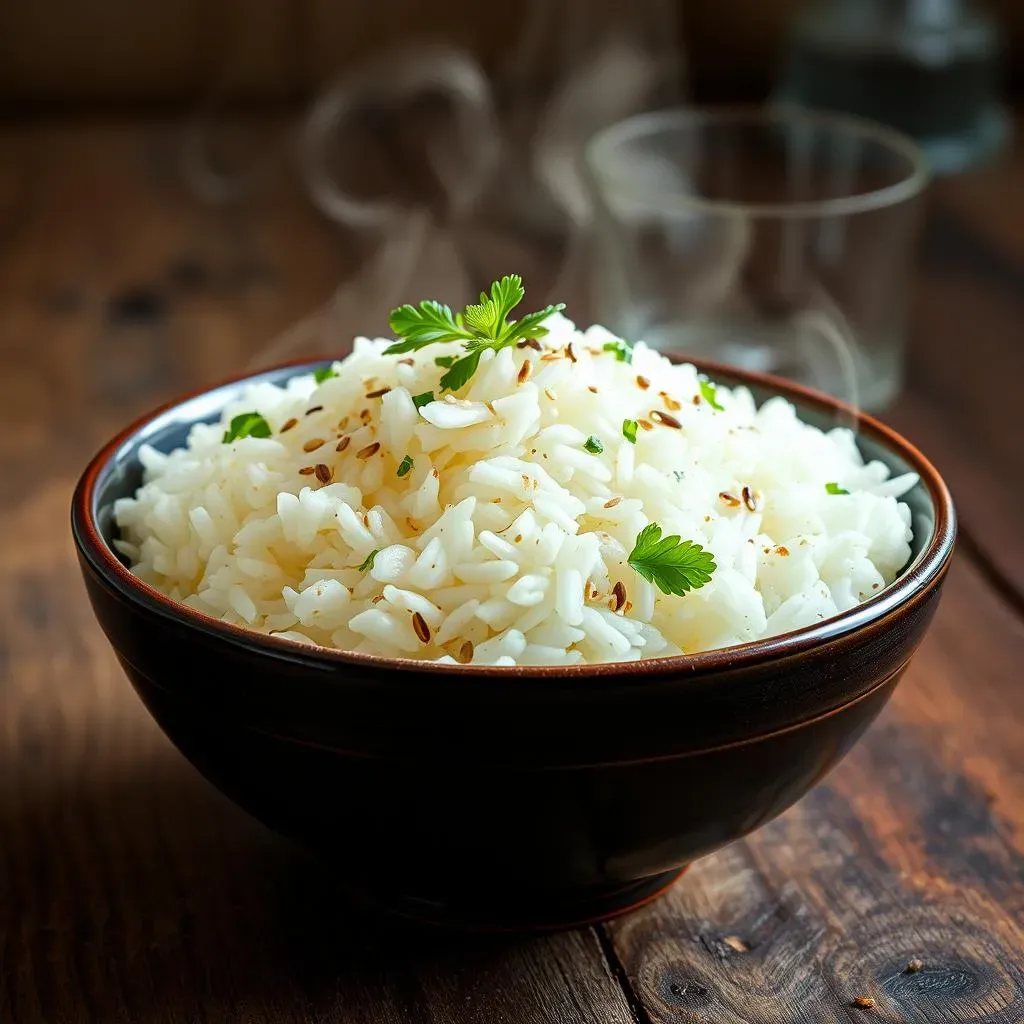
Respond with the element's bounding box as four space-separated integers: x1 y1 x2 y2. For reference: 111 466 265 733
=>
313 366 338 384
603 339 633 363
627 523 716 597
385 276 564 392
223 412 271 443
622 419 638 444
358 550 379 573
825 482 850 495
583 435 604 455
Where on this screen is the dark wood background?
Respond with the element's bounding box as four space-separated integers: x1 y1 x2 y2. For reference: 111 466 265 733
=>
1 113 1023 1020
1 0 1023 111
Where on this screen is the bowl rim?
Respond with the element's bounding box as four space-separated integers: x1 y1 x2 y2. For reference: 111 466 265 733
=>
72 356 956 684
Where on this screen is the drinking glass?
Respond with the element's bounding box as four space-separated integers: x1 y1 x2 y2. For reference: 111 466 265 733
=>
582 107 930 410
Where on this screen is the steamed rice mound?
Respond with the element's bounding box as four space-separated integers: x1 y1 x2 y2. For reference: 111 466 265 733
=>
114 314 916 666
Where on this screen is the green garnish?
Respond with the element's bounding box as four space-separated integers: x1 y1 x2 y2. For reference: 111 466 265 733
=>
602 339 633 364
222 412 271 443
622 419 638 444
397 455 415 478
583 435 604 455
386 275 564 392
358 550 379 573
627 523 717 597
699 376 724 411
412 391 434 410
825 482 850 495
313 366 337 384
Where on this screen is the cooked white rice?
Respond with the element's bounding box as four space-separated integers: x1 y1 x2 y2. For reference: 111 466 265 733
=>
114 313 916 666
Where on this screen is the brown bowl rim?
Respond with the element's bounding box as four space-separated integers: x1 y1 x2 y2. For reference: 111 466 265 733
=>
72 355 956 685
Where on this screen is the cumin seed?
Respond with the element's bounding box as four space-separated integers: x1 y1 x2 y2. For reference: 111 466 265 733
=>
651 409 682 429
336 436 350 452
298 466 315 475
636 375 650 390
314 463 332 484
566 343 577 363
280 417 299 433
356 442 380 459
303 438 326 452
366 386 391 399
604 496 622 509
719 491 741 507
638 419 654 431
457 640 474 663
305 405 323 416
412 612 431 644
612 580 627 612
742 485 759 512
517 361 532 384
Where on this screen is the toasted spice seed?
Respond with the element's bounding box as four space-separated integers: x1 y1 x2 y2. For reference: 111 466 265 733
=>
905 959 924 974
585 580 596 600
314 463 332 484
366 386 391 399
662 393 681 411
692 394 701 405
431 468 439 479
412 612 431 644
612 581 627 612
457 640 474 663
521 473 532 490
541 353 562 363
362 513 370 527
544 387 557 401
777 545 790 556
719 491 741 507
305 405 323 416
850 997 875 1009
514 534 523 543
636 375 650 390
298 466 315 475
651 409 682 429
723 936 749 953
742 485 759 512
372 594 384 604
356 442 381 459
638 419 654 431
398 357 414 366
588 385 599 394
280 417 299 433
566 343 577 363
485 401 496 414
338 416 349 429
517 338 542 351
336 436 350 452
624 600 632 613
517 361 533 384
360 409 371 423
604 496 622 509
303 438 326 452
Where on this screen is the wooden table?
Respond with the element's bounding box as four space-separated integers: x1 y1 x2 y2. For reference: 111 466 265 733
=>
1 121 1022 1023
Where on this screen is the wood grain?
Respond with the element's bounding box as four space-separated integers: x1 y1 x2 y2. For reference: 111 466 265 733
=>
1 119 1023 1023
605 554 1024 1023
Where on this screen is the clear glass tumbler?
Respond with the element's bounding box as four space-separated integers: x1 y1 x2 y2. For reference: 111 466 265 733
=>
582 107 930 411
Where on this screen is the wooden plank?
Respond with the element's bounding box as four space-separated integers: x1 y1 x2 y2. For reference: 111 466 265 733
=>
896 206 1024 603
606 553 1024 1023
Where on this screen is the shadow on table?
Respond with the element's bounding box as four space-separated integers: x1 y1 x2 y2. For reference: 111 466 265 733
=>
2 749 559 1022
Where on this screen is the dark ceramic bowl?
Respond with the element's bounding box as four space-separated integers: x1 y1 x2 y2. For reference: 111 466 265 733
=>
72 359 955 931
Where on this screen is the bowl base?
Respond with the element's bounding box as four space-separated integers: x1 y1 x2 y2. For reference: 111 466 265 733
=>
341 867 687 934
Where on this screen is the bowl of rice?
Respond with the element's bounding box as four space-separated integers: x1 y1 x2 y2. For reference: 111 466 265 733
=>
72 279 955 930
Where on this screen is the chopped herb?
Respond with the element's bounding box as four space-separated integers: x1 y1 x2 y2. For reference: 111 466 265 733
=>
583 435 604 455
313 366 337 384
602 339 633 363
825 482 850 495
622 419 638 444
397 455 414 478
385 275 564 391
627 523 716 597
412 391 434 410
358 550 379 573
222 412 271 443
699 376 724 411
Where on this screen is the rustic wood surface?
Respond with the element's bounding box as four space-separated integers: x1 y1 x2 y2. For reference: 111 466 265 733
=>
1 120 1022 1023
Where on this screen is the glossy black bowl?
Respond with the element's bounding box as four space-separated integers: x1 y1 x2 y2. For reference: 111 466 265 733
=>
72 359 955 931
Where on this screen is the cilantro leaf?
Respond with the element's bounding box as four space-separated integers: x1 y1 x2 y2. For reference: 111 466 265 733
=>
627 523 717 597
386 276 564 392
622 419 638 444
699 376 724 411
397 455 414 478
313 366 337 384
825 482 850 495
358 550 379 573
223 412 271 443
603 339 633 363
412 391 434 410
384 301 475 353
583 435 604 454
439 349 484 392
